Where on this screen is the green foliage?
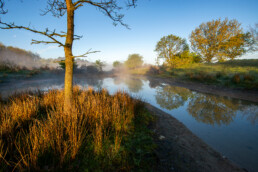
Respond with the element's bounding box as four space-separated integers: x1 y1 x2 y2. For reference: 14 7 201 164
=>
190 18 250 62
154 34 202 68
155 34 189 67
124 54 144 69
58 59 77 70
154 59 258 90
113 60 122 68
95 59 105 72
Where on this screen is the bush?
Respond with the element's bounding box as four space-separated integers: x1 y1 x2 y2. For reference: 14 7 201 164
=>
232 74 241 84
243 74 255 82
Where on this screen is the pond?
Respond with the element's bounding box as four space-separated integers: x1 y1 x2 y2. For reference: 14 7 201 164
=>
0 74 258 171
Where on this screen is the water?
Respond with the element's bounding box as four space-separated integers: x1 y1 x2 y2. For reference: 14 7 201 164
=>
0 74 258 171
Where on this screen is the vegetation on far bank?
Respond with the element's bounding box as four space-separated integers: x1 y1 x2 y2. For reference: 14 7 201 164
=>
124 59 258 90
0 87 156 171
112 18 258 90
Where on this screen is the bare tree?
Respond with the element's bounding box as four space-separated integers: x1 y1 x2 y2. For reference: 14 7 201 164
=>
0 0 137 112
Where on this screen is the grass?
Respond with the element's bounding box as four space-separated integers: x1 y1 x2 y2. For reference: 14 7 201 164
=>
127 66 150 75
151 59 258 90
0 87 156 171
0 62 40 79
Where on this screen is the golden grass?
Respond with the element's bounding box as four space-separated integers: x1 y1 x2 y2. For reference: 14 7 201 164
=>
0 86 142 171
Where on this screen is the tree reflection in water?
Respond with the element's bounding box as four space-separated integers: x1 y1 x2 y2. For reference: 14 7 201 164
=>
125 78 143 93
187 94 240 125
241 105 258 125
154 85 248 125
155 85 192 110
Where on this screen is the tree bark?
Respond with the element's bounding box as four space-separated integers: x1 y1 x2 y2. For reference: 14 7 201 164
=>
64 0 74 112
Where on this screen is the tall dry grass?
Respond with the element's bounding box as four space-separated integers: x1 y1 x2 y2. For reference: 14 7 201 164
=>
0 86 143 171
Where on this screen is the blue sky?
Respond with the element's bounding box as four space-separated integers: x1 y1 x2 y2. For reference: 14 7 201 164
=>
0 0 257 64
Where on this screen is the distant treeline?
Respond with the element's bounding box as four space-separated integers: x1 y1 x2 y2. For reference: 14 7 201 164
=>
0 43 92 71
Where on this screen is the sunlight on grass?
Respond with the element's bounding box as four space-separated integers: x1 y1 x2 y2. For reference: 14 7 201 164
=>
0 87 155 171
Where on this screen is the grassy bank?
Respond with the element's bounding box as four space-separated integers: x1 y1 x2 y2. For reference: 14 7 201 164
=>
129 59 258 90
0 87 156 171
0 63 40 82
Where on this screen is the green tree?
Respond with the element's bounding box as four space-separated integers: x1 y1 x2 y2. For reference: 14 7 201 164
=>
190 18 247 62
58 59 77 70
95 59 105 72
0 0 137 112
124 54 143 69
113 60 122 68
155 34 189 68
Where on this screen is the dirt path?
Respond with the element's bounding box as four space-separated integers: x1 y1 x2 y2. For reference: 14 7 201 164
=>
147 76 258 103
146 103 246 172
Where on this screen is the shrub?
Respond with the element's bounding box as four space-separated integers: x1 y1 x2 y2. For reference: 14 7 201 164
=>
232 74 241 84
243 74 255 82
147 66 160 75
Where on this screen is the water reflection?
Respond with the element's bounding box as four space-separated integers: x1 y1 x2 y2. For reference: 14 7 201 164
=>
154 84 258 126
241 105 258 125
155 85 192 110
187 94 240 125
114 77 143 93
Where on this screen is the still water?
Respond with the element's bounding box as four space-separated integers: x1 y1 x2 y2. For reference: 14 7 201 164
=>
0 75 258 171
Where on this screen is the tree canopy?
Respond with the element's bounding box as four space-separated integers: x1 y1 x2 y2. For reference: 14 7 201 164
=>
154 34 199 68
155 34 188 61
113 60 122 68
95 59 105 72
190 18 249 62
124 54 143 69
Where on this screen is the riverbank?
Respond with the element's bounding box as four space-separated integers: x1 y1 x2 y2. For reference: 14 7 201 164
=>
126 59 258 91
146 75 258 103
146 103 245 172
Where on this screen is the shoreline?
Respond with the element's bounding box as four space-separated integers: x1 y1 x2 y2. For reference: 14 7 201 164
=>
146 103 246 172
146 75 258 103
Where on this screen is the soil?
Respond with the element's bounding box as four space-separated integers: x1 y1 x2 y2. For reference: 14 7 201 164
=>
146 103 247 172
146 76 258 103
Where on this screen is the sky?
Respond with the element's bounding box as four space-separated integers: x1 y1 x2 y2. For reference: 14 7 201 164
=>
0 0 257 64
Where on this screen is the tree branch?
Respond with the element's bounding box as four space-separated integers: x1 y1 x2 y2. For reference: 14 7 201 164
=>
0 21 65 47
73 48 100 58
41 0 67 17
0 0 7 14
74 0 137 29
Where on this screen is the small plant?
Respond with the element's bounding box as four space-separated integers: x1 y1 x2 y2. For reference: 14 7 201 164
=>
243 74 255 82
232 74 241 84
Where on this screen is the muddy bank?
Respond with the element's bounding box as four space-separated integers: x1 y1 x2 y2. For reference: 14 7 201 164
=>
146 103 246 172
147 76 258 103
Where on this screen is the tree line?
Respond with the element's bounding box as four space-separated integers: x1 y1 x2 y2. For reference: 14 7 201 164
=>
155 18 257 67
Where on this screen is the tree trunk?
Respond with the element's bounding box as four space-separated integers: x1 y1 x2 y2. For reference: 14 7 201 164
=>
64 48 73 112
64 0 74 112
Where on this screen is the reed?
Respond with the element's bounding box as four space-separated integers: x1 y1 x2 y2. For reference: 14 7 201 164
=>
0 87 155 171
